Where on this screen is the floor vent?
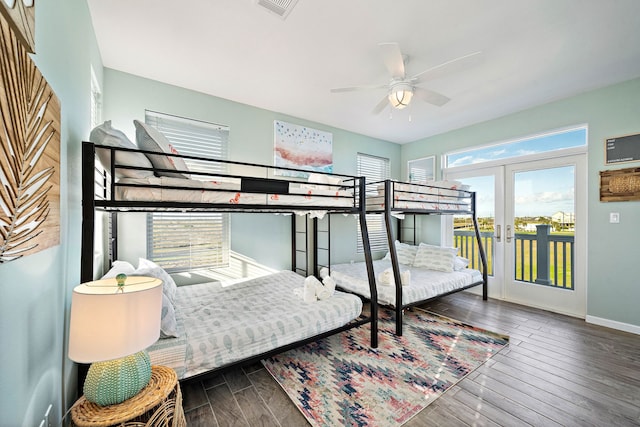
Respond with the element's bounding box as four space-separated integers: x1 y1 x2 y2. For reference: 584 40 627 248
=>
256 0 300 19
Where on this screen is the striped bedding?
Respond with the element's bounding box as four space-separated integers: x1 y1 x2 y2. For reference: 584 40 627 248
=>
146 270 363 380
330 259 482 307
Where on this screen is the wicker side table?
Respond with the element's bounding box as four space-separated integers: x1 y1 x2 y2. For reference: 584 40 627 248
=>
71 365 185 427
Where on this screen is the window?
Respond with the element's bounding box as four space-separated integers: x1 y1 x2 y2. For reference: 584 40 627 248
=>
145 111 230 272
407 156 435 183
356 153 390 253
445 126 587 168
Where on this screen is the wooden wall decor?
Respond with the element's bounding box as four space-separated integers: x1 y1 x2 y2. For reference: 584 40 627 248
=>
0 0 35 53
599 167 640 202
0 11 60 263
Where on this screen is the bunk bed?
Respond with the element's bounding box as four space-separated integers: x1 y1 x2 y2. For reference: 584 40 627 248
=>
80 140 378 381
327 179 488 336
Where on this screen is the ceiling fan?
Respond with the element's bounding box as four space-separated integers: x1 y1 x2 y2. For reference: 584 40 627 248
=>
331 43 482 114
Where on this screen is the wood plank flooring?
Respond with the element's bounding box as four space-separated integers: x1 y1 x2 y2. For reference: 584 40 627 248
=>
180 292 640 426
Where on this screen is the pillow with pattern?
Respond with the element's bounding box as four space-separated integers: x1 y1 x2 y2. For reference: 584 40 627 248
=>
413 243 458 272
99 260 178 339
394 241 418 265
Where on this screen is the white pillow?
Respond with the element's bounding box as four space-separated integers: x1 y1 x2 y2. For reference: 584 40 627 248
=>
137 258 178 304
413 243 458 272
308 172 342 191
134 120 190 179
454 256 469 271
395 241 418 265
89 121 154 179
100 260 136 278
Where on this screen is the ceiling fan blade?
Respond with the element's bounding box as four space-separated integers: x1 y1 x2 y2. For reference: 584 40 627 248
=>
414 87 450 107
410 51 483 84
330 84 388 93
379 42 405 79
372 95 390 115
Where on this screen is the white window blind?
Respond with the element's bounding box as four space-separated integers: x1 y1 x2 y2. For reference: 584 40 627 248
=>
145 111 230 272
356 153 390 253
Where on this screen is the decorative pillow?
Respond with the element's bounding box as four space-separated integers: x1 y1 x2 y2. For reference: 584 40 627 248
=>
159 293 179 338
137 258 178 304
100 260 135 279
89 121 154 179
454 256 470 271
413 243 458 272
395 241 418 265
134 120 190 179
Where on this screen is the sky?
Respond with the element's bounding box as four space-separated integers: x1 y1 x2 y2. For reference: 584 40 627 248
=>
447 128 584 218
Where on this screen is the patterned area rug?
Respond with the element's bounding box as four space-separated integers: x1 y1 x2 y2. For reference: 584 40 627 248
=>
262 308 509 427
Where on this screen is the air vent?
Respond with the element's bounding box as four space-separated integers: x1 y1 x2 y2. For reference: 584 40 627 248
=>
256 0 300 19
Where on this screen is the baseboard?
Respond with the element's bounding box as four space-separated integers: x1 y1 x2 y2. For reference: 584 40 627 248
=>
585 315 640 335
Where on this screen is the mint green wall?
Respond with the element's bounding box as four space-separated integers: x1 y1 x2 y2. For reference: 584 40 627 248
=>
101 69 401 269
402 78 640 329
0 1 102 426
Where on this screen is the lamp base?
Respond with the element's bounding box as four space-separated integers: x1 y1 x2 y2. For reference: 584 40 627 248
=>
83 350 152 406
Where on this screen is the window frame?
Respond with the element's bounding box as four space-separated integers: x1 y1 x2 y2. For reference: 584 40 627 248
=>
145 110 231 273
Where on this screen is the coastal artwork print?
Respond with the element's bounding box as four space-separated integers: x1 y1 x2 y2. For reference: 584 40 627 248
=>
274 120 332 177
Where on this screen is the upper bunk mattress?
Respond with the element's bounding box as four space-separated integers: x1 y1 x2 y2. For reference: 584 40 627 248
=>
146 270 363 380
330 259 482 307
115 177 355 207
367 180 472 212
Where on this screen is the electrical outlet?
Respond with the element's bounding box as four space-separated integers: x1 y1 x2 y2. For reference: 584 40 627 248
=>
610 212 620 223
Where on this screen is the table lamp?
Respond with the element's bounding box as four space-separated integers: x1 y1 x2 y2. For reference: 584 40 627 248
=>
68 275 163 406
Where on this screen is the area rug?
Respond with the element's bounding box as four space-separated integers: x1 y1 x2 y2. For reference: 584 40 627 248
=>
262 309 509 427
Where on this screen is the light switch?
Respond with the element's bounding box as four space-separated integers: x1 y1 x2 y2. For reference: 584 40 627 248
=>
610 212 620 223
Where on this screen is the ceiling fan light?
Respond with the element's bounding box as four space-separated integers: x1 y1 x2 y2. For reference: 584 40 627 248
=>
388 88 413 109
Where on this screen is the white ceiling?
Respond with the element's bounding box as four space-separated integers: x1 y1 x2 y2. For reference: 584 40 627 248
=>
87 0 640 144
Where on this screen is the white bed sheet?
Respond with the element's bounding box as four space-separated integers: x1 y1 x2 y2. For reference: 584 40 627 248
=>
330 259 482 307
146 270 363 380
115 177 355 207
366 196 471 212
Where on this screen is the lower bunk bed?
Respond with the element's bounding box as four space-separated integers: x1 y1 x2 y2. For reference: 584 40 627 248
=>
144 269 366 380
324 178 488 336
81 137 378 384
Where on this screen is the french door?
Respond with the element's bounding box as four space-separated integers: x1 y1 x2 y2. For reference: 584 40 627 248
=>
446 154 586 317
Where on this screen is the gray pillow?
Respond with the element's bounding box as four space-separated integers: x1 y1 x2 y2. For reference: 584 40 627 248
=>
89 121 154 179
134 120 190 179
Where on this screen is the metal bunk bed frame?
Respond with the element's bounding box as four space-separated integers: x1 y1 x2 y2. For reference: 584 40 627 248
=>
375 179 488 336
79 141 379 384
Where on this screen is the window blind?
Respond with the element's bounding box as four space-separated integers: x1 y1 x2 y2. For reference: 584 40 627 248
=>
356 153 390 253
145 111 230 272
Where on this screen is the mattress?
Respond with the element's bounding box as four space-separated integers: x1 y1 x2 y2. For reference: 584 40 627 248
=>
330 259 482 307
115 176 355 207
146 270 363 380
368 180 472 212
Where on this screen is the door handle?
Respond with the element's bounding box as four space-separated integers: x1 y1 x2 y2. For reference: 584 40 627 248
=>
506 225 512 243
495 224 501 242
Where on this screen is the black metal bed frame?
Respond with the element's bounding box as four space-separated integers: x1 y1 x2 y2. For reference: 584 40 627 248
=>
79 141 379 384
369 179 488 336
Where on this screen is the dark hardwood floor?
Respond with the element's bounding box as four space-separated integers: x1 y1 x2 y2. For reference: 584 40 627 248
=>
179 292 640 426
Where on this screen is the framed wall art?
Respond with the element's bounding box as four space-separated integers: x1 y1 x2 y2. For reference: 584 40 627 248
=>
0 0 35 53
274 120 332 177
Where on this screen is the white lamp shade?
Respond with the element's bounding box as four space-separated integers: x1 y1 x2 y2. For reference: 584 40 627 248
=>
68 276 162 363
